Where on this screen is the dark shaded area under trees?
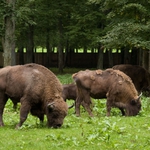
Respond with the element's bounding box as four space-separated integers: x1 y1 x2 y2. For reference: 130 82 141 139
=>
0 0 150 72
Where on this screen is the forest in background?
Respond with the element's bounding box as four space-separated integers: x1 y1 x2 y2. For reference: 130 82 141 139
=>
0 0 150 72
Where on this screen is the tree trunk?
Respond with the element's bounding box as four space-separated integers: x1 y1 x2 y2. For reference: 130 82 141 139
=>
148 50 150 72
124 48 129 64
97 46 104 69
58 17 64 73
138 48 142 66
46 28 51 68
131 48 137 65
121 48 124 64
2 0 16 67
26 24 34 63
63 39 69 68
142 50 149 70
108 49 113 67
18 46 24 64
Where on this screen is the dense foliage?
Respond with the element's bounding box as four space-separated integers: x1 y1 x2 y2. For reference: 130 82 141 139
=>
1 0 149 50
97 0 150 50
0 0 150 68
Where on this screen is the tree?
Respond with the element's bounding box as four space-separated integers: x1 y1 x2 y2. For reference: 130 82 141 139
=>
2 0 149 70
14 0 107 70
16 0 36 64
1 0 16 66
97 1 150 65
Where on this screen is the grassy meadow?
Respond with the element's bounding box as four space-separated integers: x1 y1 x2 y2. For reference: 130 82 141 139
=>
1 68 150 150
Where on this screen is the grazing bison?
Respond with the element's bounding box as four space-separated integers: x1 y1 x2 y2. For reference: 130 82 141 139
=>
62 83 77 102
72 69 142 117
62 83 92 109
0 63 68 128
62 83 77 109
113 64 150 94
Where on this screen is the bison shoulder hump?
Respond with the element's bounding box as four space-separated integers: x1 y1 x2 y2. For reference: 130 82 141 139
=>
113 70 133 83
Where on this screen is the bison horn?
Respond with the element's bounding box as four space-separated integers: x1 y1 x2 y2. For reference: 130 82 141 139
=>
47 102 55 110
68 103 75 109
137 92 142 100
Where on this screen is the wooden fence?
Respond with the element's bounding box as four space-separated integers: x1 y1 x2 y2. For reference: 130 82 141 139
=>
0 50 139 68
16 51 138 68
0 52 3 67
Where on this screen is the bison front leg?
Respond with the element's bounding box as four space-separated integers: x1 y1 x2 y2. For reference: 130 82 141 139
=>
0 94 8 126
16 100 31 129
76 89 93 117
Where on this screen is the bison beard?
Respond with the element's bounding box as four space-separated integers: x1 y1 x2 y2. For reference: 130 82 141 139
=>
0 63 68 128
72 69 142 117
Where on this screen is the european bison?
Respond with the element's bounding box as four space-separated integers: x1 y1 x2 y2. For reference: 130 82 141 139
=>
62 83 93 109
72 69 142 117
113 64 150 94
62 83 77 109
0 63 68 128
62 83 77 102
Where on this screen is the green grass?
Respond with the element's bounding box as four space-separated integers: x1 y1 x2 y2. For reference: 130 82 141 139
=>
1 73 150 150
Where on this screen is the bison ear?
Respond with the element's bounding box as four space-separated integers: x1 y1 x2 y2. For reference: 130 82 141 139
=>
47 102 55 112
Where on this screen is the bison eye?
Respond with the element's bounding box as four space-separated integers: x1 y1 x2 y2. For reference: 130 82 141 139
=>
48 107 53 113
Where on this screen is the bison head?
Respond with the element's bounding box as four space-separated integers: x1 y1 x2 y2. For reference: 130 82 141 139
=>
46 99 68 128
126 93 142 116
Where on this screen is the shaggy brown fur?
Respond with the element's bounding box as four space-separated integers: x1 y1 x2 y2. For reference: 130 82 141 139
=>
113 64 150 95
72 69 141 117
0 63 68 128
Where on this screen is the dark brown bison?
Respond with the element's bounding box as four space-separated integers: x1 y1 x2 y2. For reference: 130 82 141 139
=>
62 83 93 109
62 83 77 102
0 63 68 128
72 69 142 117
113 64 150 94
62 83 77 109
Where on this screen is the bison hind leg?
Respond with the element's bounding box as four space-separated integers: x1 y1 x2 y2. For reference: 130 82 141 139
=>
82 101 94 117
106 106 111 117
106 100 112 116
